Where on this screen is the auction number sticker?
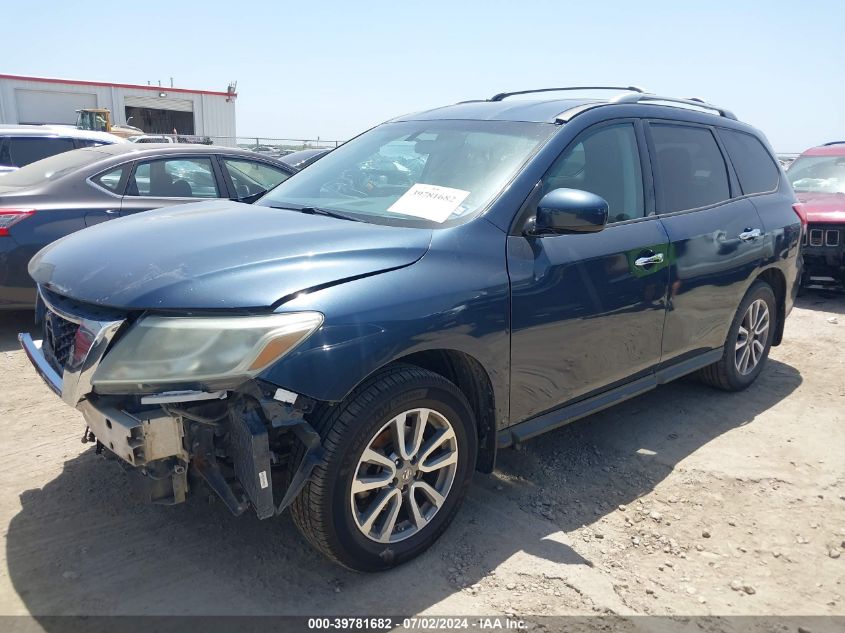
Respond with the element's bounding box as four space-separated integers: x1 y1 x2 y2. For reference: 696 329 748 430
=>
388 184 471 223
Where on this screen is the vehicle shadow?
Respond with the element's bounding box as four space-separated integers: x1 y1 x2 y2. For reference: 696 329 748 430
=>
796 289 845 314
0 310 36 353
5 359 801 618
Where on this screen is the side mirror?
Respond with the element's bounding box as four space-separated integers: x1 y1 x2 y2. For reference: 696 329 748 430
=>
528 188 609 235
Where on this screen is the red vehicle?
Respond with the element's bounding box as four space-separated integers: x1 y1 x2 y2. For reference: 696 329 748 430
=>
787 141 845 288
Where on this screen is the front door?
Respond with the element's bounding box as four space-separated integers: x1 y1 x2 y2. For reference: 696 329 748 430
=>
507 121 670 423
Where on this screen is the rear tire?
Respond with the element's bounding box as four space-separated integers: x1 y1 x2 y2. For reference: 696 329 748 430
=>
698 281 777 391
289 364 477 571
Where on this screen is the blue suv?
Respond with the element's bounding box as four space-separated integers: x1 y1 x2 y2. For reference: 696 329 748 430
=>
19 87 803 570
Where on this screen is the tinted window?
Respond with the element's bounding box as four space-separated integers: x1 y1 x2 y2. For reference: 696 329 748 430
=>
543 123 644 222
92 166 127 193
128 158 220 198
8 137 76 167
651 124 730 213
223 158 290 198
720 129 779 194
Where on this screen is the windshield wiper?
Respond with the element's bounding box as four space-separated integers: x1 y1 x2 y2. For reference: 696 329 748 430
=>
267 204 363 223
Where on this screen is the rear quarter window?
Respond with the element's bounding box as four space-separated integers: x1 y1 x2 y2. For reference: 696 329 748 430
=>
7 136 76 167
720 129 779 195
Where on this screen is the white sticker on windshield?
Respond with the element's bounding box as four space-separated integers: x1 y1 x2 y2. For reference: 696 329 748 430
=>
387 184 471 223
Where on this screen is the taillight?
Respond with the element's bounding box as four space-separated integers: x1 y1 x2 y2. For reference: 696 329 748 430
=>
0 209 36 237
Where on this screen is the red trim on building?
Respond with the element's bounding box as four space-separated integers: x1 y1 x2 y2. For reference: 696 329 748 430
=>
0 73 236 98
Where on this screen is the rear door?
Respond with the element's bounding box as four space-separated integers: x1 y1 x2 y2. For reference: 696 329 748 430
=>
507 120 670 423
120 155 225 215
646 121 767 364
84 163 131 226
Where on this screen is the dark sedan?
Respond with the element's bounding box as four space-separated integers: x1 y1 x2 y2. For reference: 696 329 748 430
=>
0 144 294 309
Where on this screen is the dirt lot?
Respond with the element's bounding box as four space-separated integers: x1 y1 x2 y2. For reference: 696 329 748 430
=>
0 292 843 622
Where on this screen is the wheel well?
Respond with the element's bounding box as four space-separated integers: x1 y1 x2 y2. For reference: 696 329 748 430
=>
756 267 787 345
394 349 497 473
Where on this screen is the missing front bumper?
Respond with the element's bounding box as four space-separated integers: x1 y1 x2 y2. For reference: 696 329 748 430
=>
20 329 324 519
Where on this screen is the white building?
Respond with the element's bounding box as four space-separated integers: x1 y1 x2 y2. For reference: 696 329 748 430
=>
0 73 236 140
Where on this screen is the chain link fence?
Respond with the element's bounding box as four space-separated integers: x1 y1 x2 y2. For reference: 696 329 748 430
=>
136 134 344 155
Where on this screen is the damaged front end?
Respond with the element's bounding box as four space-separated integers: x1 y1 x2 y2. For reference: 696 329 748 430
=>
18 286 325 520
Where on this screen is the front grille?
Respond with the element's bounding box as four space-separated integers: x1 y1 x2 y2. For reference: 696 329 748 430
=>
805 225 843 248
42 309 79 374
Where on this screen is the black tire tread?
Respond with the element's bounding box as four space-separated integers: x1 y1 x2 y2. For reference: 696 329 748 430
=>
698 280 775 392
289 363 469 569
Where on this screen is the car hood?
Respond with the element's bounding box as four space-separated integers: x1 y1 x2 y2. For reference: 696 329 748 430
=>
29 200 432 310
796 191 845 224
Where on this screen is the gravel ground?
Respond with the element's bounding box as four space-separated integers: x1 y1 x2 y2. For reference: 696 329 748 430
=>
0 292 842 622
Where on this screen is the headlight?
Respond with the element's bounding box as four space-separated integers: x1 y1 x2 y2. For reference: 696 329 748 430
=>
91 312 323 390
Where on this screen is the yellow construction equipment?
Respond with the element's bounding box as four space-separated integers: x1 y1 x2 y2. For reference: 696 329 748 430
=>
75 109 143 139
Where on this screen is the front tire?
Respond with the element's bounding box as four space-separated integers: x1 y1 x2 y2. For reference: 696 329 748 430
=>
290 364 477 571
698 281 777 391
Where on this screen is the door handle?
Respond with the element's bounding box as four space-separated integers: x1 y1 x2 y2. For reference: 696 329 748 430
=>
105 209 120 216
738 228 762 241
634 253 664 267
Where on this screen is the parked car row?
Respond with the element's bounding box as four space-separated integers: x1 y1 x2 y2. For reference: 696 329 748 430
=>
0 143 294 308
15 86 804 571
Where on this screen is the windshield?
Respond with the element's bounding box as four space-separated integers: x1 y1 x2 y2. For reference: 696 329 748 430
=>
787 155 845 195
258 120 555 227
0 148 107 188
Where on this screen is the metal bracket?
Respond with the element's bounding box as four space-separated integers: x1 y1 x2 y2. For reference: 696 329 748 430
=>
192 427 248 516
274 418 325 513
236 380 326 514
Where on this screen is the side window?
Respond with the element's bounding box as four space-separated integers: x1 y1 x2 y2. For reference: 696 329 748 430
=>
128 158 220 198
91 165 128 194
222 158 290 198
542 123 644 222
719 129 779 195
7 137 76 168
650 124 730 213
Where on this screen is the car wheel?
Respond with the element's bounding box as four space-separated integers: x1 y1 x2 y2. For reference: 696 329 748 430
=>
698 281 777 391
289 364 477 571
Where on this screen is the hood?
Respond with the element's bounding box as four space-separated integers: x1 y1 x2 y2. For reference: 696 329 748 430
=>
29 200 432 310
796 191 845 224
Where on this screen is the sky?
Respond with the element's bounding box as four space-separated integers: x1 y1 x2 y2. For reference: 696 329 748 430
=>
5 0 843 152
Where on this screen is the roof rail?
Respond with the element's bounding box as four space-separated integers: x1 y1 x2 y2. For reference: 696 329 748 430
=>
608 93 737 120
822 141 845 146
490 86 645 102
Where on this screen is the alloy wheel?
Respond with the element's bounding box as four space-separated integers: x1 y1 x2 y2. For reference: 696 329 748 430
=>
350 408 459 544
735 298 770 375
